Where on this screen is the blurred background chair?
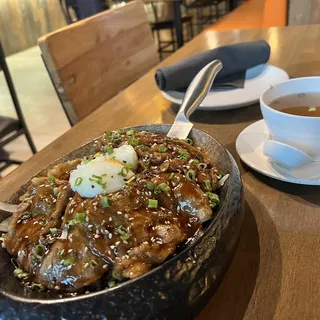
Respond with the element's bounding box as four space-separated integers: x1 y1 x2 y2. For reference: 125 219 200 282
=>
0 42 36 172
144 0 193 60
184 0 226 33
39 1 159 126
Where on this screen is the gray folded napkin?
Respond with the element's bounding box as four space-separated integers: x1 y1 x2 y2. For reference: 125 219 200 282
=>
155 40 271 91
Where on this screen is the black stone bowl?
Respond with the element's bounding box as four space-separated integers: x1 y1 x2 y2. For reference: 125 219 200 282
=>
0 125 244 320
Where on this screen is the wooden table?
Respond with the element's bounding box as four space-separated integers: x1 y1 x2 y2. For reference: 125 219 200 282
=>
2 25 320 319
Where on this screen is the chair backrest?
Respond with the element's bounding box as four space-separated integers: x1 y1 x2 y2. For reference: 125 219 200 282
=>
38 1 159 125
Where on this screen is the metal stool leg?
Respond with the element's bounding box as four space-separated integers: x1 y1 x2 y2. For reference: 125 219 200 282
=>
0 43 36 154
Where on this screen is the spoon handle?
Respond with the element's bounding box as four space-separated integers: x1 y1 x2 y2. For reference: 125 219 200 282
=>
167 60 223 139
0 202 18 214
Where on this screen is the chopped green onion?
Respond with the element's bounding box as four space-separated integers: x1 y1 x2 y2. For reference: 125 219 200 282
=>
63 257 75 267
126 129 135 136
13 268 24 278
204 179 212 191
31 283 45 291
75 212 86 224
158 145 167 153
206 192 220 208
118 166 130 177
178 148 190 161
100 196 110 208
169 173 175 180
106 145 114 155
198 163 207 171
67 219 76 227
154 187 161 195
89 175 107 189
34 244 45 259
112 270 123 280
160 162 169 172
105 129 112 136
148 199 158 209
117 225 130 242
53 187 59 196
90 260 99 269
216 173 223 180
50 227 59 236
108 281 116 288
20 211 31 220
158 182 171 194
128 138 139 147
75 177 83 186
189 159 200 165
186 169 196 181
186 138 193 145
146 181 154 191
111 132 121 142
48 175 55 184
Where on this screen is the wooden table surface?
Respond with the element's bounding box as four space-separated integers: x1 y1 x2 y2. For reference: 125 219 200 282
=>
2 25 320 319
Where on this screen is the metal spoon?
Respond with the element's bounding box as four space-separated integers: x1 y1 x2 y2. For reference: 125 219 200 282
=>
167 59 223 139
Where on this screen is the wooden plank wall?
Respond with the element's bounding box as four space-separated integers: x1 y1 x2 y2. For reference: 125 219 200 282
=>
288 0 320 25
0 0 67 56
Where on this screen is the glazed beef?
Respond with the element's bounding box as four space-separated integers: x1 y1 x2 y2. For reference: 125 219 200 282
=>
3 130 222 292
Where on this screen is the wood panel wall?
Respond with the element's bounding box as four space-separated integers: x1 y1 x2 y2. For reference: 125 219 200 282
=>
0 0 67 56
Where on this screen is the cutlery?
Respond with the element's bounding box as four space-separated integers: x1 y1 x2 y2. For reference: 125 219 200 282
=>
167 60 223 140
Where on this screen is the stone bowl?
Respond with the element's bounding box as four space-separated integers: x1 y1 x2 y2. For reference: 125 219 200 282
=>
0 124 244 320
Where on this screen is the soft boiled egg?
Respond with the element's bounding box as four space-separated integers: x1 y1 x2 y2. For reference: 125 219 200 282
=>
106 144 138 170
69 145 137 198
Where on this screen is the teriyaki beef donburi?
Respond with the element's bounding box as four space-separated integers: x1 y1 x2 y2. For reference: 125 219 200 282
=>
2 129 227 293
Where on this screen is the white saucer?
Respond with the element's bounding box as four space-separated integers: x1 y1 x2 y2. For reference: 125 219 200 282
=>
161 64 289 110
236 120 320 185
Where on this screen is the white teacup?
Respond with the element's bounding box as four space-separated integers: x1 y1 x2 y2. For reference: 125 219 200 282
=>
260 77 320 168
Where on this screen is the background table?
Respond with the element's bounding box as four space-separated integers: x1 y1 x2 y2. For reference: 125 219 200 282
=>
1 25 320 319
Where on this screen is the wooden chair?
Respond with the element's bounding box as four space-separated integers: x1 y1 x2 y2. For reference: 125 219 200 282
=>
39 1 159 126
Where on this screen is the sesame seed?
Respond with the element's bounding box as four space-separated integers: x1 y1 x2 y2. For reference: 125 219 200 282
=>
107 250 111 255
96 229 99 234
67 265 72 270
84 247 88 253
45 250 49 255
68 249 73 253
108 233 112 239
24 236 28 239
117 211 122 215
187 223 192 227
55 286 60 290
109 217 112 222
110 245 115 249
115 241 120 246
94 234 100 239
103 264 108 269
128 217 134 221
84 263 89 268
48 264 52 270
88 224 93 228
